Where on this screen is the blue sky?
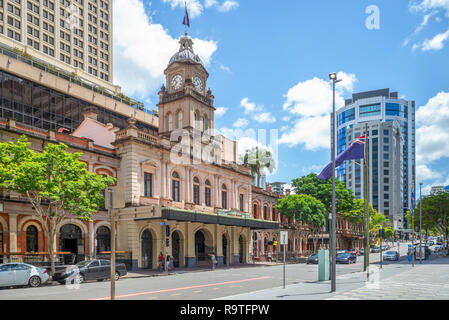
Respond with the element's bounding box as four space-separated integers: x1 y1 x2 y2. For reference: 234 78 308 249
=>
113 0 449 194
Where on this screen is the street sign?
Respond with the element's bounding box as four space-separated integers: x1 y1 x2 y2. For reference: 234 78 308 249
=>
280 231 288 245
160 222 166 226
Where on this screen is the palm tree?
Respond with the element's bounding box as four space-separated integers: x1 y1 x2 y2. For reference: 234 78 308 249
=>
241 146 275 188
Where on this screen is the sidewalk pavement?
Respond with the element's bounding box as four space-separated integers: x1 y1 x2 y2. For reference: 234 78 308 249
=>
216 255 449 300
122 262 278 279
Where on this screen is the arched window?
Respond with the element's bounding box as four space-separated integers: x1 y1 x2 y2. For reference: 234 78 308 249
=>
26 225 38 252
205 179 211 207
203 115 208 132
167 113 173 131
193 177 200 205
194 112 200 130
221 184 227 209
253 203 258 219
172 171 180 202
263 206 268 220
0 224 3 254
96 226 111 253
176 111 182 129
272 207 276 221
239 194 244 212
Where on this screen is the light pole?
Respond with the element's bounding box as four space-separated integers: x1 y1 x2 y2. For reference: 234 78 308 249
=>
329 72 341 293
419 182 423 264
108 188 116 301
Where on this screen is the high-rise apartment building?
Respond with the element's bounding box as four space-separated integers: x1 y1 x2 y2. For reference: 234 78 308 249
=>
336 89 415 230
0 0 114 91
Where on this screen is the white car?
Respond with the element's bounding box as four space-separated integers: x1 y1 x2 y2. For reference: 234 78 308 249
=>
0 263 50 288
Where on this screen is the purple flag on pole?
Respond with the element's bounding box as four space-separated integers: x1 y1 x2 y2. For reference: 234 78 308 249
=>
182 3 190 28
318 134 366 181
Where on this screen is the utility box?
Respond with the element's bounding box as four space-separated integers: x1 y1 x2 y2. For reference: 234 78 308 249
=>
318 249 330 281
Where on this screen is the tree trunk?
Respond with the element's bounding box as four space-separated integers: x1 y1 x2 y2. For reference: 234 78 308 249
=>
48 227 55 277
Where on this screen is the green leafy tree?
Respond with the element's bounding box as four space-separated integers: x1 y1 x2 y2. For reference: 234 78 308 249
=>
241 146 275 188
292 173 355 214
276 194 326 253
418 192 449 250
0 136 115 276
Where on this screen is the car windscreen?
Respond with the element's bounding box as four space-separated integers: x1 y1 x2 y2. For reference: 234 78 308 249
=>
338 253 350 257
386 251 396 254
76 261 91 267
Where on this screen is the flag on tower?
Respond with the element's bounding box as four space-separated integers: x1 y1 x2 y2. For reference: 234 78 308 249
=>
318 134 366 181
182 2 190 28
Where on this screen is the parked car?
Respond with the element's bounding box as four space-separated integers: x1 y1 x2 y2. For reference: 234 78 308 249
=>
337 250 348 255
349 248 361 256
52 259 127 284
336 253 357 264
383 250 399 261
0 263 49 288
427 241 435 246
371 246 380 253
307 254 319 264
359 248 365 255
381 245 389 251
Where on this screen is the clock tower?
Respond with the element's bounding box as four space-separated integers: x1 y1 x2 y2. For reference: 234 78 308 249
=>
158 34 215 136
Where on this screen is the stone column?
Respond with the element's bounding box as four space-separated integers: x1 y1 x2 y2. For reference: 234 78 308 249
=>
214 175 220 208
184 222 196 267
186 168 191 203
8 214 18 253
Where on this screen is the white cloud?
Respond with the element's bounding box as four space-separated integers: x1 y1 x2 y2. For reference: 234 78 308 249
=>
407 0 449 51
420 29 449 50
417 164 443 181
279 72 357 150
219 64 232 73
254 112 276 123
162 0 203 18
215 127 271 159
163 0 238 17
233 118 249 128
215 107 228 117
240 97 259 114
416 90 449 163
218 0 239 12
113 0 217 99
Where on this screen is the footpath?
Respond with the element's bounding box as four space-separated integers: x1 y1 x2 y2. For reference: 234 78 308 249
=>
215 255 449 300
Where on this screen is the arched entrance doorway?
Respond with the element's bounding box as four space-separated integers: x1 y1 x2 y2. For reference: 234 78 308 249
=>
26 225 38 252
141 229 153 269
172 231 181 268
222 234 228 265
239 235 244 263
96 226 111 254
195 230 206 264
59 224 84 264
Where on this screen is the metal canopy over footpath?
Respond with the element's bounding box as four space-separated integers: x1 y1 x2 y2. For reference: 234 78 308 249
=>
135 208 279 230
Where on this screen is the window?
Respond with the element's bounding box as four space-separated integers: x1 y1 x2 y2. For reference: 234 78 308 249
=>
203 115 207 132
221 184 227 209
193 177 200 205
263 206 268 220
167 113 172 131
176 111 182 129
253 203 258 219
172 171 180 202
239 194 244 212
359 104 381 118
272 208 276 221
96 226 110 253
205 180 211 207
144 173 152 198
26 225 38 252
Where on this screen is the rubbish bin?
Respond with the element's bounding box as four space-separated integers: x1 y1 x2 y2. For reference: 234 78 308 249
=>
318 249 330 281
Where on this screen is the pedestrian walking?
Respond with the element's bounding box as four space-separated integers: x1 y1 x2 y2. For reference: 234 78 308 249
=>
158 251 164 271
267 251 272 262
209 253 217 270
166 255 172 271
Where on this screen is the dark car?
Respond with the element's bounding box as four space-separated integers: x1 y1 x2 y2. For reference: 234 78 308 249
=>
307 254 319 264
336 253 357 264
52 259 127 284
349 248 361 256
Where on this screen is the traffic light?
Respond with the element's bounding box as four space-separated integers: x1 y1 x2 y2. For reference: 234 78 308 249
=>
166 225 170 237
165 238 169 247
379 228 385 238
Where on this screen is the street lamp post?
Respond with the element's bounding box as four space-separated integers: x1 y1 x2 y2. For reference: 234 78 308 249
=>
419 182 423 264
329 72 341 293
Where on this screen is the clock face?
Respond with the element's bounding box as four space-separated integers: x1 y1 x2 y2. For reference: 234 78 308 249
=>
171 74 183 90
193 76 204 91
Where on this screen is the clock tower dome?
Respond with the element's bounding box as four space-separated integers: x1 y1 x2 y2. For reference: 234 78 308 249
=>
158 34 215 136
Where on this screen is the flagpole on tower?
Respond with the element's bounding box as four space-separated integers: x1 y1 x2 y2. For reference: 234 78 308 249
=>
183 1 189 36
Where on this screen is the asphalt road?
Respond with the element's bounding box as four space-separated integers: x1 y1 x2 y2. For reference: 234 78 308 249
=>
0 242 409 300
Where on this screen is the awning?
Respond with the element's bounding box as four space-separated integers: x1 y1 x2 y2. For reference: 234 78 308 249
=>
135 208 279 230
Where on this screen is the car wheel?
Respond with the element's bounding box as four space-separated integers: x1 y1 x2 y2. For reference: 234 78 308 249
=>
115 272 120 281
29 276 41 288
73 273 84 284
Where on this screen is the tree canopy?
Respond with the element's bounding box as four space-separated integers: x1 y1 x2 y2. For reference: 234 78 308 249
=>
241 146 275 188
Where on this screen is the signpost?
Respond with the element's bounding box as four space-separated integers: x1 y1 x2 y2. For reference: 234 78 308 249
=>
105 185 125 301
280 231 288 289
